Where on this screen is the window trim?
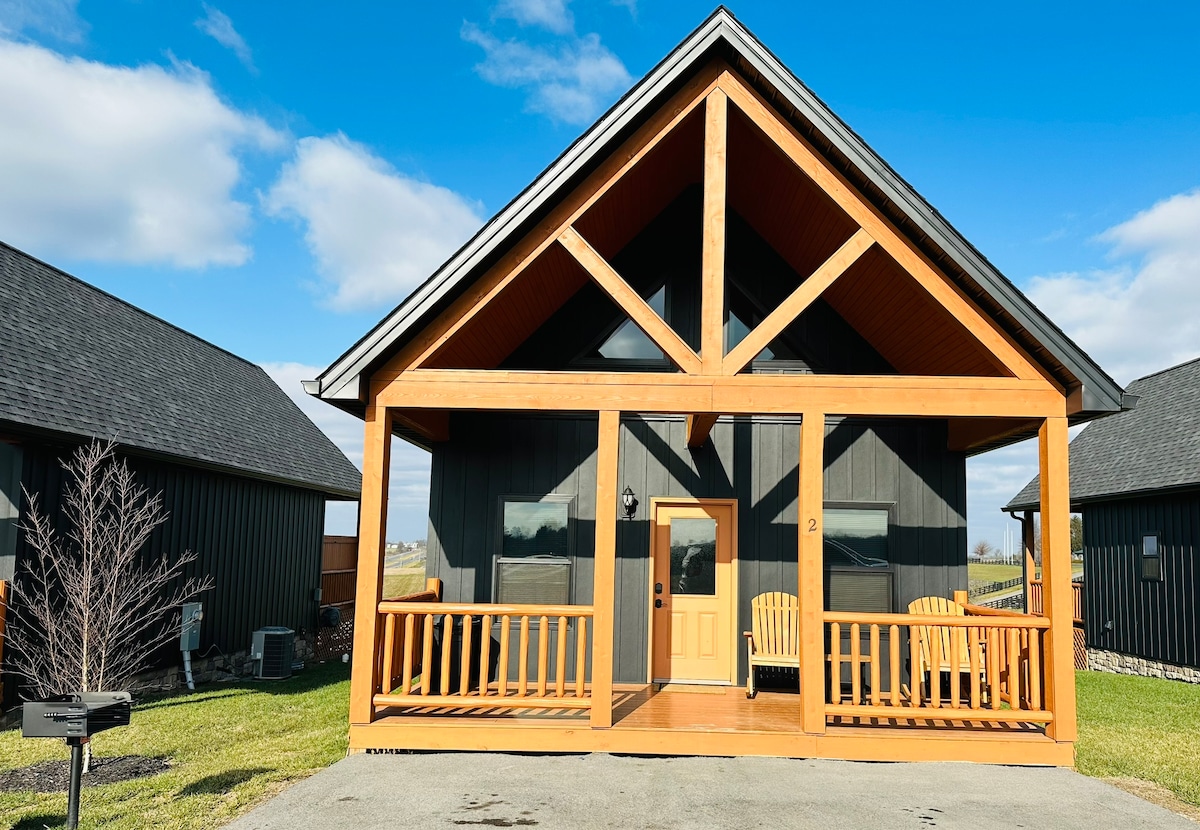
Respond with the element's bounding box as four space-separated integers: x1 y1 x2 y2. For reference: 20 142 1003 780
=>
493 494 576 604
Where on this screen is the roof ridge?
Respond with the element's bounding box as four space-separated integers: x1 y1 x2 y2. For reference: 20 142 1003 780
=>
1130 353 1200 384
0 239 260 372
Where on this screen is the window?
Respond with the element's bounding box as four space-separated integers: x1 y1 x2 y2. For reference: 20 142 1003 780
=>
823 505 893 613
495 497 573 604
1141 534 1162 581
597 287 668 360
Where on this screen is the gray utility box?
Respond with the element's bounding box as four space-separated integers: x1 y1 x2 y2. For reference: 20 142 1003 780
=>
251 627 294 680
181 602 203 651
22 692 132 739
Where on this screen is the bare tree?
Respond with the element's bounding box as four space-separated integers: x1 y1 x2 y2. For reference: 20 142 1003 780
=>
971 540 996 560
6 439 212 699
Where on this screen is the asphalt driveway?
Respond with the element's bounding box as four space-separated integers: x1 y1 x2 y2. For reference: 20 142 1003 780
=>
225 752 1194 829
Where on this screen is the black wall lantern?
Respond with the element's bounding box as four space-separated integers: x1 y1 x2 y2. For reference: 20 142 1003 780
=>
621 487 638 520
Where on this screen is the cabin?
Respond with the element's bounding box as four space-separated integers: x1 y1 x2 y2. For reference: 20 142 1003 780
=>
0 240 361 701
307 9 1126 764
1009 357 1200 684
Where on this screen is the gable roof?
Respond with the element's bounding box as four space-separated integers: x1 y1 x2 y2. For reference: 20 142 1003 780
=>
307 7 1125 427
0 241 361 499
1008 358 1200 511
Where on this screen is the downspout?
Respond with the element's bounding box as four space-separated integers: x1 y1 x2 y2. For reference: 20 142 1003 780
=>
1006 509 1034 614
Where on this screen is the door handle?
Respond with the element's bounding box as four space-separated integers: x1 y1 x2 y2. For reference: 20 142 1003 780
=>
655 599 665 608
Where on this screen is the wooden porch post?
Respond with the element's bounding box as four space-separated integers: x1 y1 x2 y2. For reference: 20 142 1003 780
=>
798 411 826 734
1039 417 1076 742
591 409 620 728
1022 509 1037 612
349 401 394 726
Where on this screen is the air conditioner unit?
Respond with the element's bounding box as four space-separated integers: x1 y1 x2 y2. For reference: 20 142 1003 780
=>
251 627 294 680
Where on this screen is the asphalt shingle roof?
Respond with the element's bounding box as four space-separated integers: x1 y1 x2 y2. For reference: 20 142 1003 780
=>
0 241 361 498
1007 357 1200 510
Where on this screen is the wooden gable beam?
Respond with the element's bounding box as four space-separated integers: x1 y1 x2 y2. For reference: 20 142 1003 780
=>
558 228 702 374
723 228 875 376
700 88 728 375
686 413 719 447
373 370 1067 420
379 63 726 376
717 74 1058 390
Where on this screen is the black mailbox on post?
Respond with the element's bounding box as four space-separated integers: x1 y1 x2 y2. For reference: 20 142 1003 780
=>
22 692 132 739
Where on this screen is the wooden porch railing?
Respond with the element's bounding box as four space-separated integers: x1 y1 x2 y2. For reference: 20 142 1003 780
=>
374 592 594 711
1028 578 1083 624
824 607 1052 724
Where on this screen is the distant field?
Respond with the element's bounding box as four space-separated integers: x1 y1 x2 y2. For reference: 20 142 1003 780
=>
382 567 426 598
968 562 1023 583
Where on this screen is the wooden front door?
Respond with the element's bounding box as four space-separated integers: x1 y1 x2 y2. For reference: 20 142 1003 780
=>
650 500 737 684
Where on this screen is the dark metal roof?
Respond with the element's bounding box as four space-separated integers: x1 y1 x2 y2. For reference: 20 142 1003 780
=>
309 7 1125 429
0 240 362 499
1006 358 1200 511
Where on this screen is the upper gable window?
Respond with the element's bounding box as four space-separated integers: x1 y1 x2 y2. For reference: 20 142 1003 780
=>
726 309 775 360
598 286 667 360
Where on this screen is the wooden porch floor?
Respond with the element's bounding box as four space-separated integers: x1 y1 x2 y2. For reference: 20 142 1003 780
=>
359 684 1067 764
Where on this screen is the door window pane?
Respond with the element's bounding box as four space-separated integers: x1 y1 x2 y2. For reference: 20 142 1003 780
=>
670 517 716 595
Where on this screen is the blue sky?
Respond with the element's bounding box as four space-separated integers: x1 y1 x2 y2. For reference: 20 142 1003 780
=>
1 1 1198 548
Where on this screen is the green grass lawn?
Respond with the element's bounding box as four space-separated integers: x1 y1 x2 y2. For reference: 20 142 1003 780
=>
968 562 1024 583
0 662 350 830
1076 670 1200 808
382 567 426 599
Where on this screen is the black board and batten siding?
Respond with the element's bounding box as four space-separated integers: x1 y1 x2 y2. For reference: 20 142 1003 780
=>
426 412 967 685
1083 492 1200 669
15 443 326 660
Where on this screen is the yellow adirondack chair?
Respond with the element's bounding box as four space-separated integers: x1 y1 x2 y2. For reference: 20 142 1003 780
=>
907 596 979 699
743 592 799 698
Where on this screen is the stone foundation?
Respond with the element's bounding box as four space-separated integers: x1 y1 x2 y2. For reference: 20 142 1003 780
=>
1087 648 1200 684
132 632 316 693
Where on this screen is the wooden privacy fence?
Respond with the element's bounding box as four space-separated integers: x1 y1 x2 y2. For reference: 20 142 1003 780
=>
374 591 595 712
316 535 358 662
824 607 1052 724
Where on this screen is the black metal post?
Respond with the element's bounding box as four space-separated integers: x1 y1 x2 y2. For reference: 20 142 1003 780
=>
66 738 83 830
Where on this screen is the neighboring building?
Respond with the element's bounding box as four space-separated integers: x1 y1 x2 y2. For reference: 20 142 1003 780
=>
1008 357 1200 683
308 9 1124 764
0 240 361 698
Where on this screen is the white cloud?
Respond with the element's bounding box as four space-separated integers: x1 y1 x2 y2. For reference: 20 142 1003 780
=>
494 0 574 34
1026 188 1200 385
462 25 630 125
0 0 85 43
263 133 483 311
611 0 637 18
260 362 432 541
195 3 256 73
0 39 281 267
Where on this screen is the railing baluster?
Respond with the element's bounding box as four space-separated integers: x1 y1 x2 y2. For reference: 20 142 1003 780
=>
575 617 587 698
889 625 900 707
518 615 530 696
949 625 961 709
969 626 980 710
909 625 922 706
498 615 511 697
1008 628 1021 710
479 614 492 696
1029 627 1042 710
850 623 862 705
381 613 396 695
830 622 841 705
987 627 1001 709
929 625 941 709
401 614 416 695
460 614 473 697
869 624 881 707
440 614 453 696
420 613 435 695
537 615 549 698
555 616 568 697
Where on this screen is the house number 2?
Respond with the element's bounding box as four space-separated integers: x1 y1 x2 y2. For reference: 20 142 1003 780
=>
808 518 817 532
